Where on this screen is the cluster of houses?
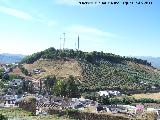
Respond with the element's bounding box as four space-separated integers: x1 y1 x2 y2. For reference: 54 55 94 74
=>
1 92 160 118
1 87 160 118
0 63 19 83
33 69 45 75
35 96 98 115
0 64 12 76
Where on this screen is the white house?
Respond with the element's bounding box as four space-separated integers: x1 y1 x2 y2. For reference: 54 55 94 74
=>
4 95 18 108
9 79 23 87
97 91 109 97
108 90 120 96
97 90 120 97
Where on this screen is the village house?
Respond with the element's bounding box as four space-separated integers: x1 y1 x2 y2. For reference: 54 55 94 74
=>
9 79 23 87
33 68 45 74
97 90 120 97
3 94 19 108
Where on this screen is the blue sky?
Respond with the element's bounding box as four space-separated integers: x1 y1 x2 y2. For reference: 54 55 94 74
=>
0 0 159 57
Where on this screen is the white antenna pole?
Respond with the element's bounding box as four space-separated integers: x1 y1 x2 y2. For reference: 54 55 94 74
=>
63 33 66 50
78 35 79 50
60 36 62 49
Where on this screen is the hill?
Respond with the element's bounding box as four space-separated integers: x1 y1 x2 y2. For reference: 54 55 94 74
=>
20 47 160 93
0 53 25 64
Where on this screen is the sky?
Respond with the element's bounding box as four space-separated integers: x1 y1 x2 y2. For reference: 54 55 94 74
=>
0 0 159 57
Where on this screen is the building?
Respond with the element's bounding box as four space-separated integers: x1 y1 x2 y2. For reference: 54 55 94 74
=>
4 95 18 108
9 79 23 87
97 90 120 97
98 91 109 97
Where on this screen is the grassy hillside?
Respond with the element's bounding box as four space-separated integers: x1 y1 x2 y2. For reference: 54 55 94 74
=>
23 59 82 80
0 108 74 120
20 47 160 93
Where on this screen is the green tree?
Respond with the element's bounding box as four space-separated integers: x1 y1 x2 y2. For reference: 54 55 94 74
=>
97 95 110 105
44 75 56 94
66 75 80 98
53 80 63 96
53 76 80 98
28 81 34 94
0 114 8 120
109 97 122 105
0 68 4 79
22 80 29 92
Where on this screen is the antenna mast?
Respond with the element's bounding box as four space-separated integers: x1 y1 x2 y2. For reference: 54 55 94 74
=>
78 35 79 50
63 33 66 50
60 36 62 49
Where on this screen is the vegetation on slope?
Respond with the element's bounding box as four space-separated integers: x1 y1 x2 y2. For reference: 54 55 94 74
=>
21 47 151 66
79 60 160 92
0 108 74 120
21 47 160 93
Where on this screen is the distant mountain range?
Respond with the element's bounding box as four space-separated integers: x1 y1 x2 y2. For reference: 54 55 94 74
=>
135 56 160 69
0 53 25 64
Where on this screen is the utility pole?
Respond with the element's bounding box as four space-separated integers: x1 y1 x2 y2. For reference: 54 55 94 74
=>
78 35 79 50
60 36 62 50
63 33 66 50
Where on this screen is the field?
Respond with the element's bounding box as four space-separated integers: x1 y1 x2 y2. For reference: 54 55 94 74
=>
132 92 160 100
0 108 74 120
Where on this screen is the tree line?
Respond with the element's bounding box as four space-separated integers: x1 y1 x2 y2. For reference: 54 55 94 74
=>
21 47 151 66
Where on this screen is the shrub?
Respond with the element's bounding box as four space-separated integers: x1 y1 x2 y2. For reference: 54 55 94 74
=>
65 109 79 118
0 114 8 120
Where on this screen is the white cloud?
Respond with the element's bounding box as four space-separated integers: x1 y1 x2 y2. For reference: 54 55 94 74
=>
0 6 33 20
67 25 116 37
0 6 57 27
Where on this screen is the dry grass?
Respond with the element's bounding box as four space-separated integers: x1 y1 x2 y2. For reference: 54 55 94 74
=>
0 108 75 120
10 66 24 76
128 61 158 74
23 59 82 80
137 111 158 120
20 96 36 103
132 92 160 100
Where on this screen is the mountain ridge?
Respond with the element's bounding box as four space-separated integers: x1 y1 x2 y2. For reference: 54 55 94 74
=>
135 56 160 69
0 53 25 64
